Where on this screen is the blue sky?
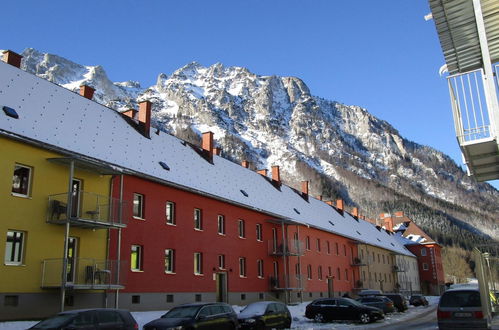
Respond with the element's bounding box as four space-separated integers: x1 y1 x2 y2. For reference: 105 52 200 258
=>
3 0 497 188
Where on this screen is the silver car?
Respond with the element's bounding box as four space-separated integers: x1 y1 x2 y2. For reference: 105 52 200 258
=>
437 287 491 329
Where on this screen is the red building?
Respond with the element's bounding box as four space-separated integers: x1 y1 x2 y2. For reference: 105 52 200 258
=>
381 212 445 295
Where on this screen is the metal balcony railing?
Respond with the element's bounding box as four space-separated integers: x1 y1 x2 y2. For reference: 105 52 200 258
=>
268 240 304 256
270 274 306 291
447 68 496 144
351 257 367 266
393 265 405 272
47 191 129 228
41 258 127 289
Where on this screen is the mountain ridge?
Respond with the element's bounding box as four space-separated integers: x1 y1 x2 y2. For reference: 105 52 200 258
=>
19 48 498 247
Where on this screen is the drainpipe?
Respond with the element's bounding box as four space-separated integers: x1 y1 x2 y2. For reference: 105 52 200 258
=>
115 174 124 308
281 222 288 304
60 160 74 312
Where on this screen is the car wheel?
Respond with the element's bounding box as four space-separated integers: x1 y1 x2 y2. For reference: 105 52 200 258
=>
314 313 325 323
359 313 371 324
283 318 291 329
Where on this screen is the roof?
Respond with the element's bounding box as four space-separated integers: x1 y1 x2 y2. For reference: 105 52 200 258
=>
0 61 415 257
429 0 499 75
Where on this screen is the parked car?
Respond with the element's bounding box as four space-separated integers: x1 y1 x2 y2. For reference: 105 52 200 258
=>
29 308 138 330
379 293 408 312
305 297 384 324
438 287 491 330
358 289 383 296
356 296 395 313
409 294 429 306
238 301 291 329
143 302 238 330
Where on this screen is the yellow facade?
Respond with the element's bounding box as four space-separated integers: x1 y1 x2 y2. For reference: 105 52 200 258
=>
0 136 111 293
357 244 397 292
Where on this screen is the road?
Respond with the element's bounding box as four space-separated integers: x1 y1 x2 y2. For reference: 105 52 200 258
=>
372 305 438 330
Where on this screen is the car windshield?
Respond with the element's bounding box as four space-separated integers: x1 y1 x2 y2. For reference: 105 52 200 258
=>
440 291 481 308
162 306 201 318
240 303 267 316
31 314 76 328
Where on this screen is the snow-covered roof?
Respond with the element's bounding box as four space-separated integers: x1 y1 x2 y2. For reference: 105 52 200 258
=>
0 61 414 257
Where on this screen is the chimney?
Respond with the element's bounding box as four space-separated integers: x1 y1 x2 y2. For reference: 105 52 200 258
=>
336 199 344 212
384 218 394 232
122 108 138 119
301 181 309 196
394 211 404 217
257 169 268 176
202 131 214 154
79 85 95 100
271 166 281 184
138 101 152 137
352 207 359 219
326 201 333 206
212 147 221 156
241 160 250 168
317 195 323 201
2 50 23 68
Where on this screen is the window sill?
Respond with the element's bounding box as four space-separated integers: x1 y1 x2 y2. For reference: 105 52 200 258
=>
194 273 204 276
166 222 176 226
257 239 263 243
11 193 31 199
133 216 145 221
194 228 203 232
257 276 264 279
165 271 176 275
131 269 144 273
238 237 246 239
4 263 25 266
218 233 226 236
239 275 247 278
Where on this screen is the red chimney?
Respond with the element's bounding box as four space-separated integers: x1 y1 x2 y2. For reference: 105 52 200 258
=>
213 147 221 156
79 85 95 100
138 101 152 136
122 108 138 119
336 199 344 212
271 166 281 184
326 201 333 206
202 131 214 154
242 160 250 168
257 169 268 176
2 50 22 68
384 218 394 232
352 207 359 219
301 181 309 196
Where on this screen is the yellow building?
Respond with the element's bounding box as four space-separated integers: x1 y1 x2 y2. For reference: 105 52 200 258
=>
0 53 127 320
357 244 397 292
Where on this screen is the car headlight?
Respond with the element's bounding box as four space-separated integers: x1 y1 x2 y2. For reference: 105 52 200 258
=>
245 318 256 323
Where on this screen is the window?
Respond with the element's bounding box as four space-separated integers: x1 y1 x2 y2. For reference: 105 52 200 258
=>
272 228 277 253
295 263 301 279
307 264 312 280
4 230 25 265
11 164 32 197
166 202 175 225
164 249 175 273
337 267 341 280
194 252 203 275
238 219 245 238
421 248 427 256
343 244 346 256
328 266 332 277
345 269 349 281
423 263 429 271
316 238 321 252
306 236 310 250
194 208 202 230
218 254 225 270
132 295 140 304
130 245 142 271
257 259 264 278
239 257 247 277
166 294 174 303
318 266 323 280
256 224 262 241
133 193 144 219
382 255 385 264
217 215 225 235
327 241 330 254
336 242 339 255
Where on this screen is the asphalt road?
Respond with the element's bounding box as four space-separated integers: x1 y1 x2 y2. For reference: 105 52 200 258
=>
373 305 438 330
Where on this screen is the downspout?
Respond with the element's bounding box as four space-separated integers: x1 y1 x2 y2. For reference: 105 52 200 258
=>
115 174 124 308
281 221 288 304
60 159 74 312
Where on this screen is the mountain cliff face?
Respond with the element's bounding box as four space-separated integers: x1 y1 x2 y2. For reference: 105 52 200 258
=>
20 48 498 246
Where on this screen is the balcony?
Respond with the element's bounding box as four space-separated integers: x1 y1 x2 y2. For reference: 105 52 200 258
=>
41 258 127 290
447 66 499 181
270 274 306 291
351 257 367 267
268 240 304 256
393 265 405 272
47 191 129 229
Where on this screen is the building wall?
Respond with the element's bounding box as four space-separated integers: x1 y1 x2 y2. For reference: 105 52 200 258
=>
357 244 397 292
0 137 111 320
395 254 421 294
407 244 445 295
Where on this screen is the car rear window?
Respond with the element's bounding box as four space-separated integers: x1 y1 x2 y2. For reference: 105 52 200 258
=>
440 291 481 308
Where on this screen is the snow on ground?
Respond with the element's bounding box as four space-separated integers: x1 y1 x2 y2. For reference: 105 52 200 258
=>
0 297 440 330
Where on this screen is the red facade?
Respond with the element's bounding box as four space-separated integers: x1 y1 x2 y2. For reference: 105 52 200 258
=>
406 244 445 295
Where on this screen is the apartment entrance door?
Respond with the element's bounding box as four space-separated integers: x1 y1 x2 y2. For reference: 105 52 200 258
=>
216 272 228 302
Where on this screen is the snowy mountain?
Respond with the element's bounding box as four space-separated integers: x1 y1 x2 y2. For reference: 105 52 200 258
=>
20 48 498 246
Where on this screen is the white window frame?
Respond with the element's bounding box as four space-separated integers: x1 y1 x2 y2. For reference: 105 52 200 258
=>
217 215 225 235
194 252 203 275
194 208 202 230
307 264 312 280
11 164 32 197
133 193 144 219
256 224 262 242
421 248 427 256
423 263 429 271
164 249 175 273
318 265 323 280
257 259 264 278
239 257 247 277
4 230 25 265
166 201 175 225
238 219 245 238
131 245 143 271
218 254 225 270
316 238 321 252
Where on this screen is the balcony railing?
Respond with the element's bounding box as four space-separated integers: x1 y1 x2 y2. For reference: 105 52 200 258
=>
268 240 304 256
393 265 405 272
351 257 367 266
47 191 129 229
270 274 306 291
447 68 494 144
41 258 127 290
